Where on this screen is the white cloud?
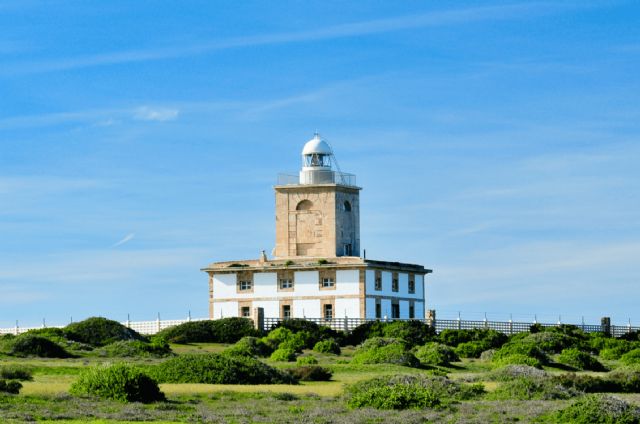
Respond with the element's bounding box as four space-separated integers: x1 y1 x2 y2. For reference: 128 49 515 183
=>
112 233 135 248
133 106 179 122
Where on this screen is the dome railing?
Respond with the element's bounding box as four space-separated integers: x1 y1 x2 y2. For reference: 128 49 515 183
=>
277 171 357 187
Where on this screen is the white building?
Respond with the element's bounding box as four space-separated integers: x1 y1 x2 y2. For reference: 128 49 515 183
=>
202 134 431 321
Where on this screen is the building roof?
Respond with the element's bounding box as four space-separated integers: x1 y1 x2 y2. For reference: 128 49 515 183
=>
302 133 332 156
201 256 431 274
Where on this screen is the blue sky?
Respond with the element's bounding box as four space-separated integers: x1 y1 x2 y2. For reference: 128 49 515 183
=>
1 1 639 327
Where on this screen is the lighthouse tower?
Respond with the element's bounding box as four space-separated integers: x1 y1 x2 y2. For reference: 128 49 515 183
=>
274 134 361 258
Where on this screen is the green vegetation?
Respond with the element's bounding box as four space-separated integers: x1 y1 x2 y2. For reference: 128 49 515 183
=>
345 375 483 410
621 349 640 365
155 318 257 344
270 347 297 362
69 363 165 403
64 317 145 347
9 334 71 358
3 322 640 422
151 353 296 384
548 394 640 423
351 337 420 367
414 342 459 366
313 339 341 355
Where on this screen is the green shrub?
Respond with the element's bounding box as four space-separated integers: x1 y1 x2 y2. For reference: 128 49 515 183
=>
621 349 640 366
437 329 474 347
69 363 164 403
437 328 507 349
487 376 581 400
619 331 640 342
262 327 294 350
454 341 490 358
286 366 332 381
0 365 33 381
97 340 172 358
270 347 296 362
155 318 257 344
518 331 583 354
0 379 22 394
279 332 310 352
151 353 295 384
225 336 272 357
492 354 543 369
345 375 483 410
492 339 549 365
272 319 341 345
313 339 341 355
351 337 420 368
558 348 606 371
346 321 434 347
607 368 640 393
64 317 145 347
296 355 318 365
415 342 459 366
10 334 70 358
551 394 640 424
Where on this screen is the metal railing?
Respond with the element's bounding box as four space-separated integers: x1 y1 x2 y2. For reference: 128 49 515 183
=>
277 172 357 187
2 316 638 337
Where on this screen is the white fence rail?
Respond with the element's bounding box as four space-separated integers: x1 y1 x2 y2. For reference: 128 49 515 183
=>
2 316 638 337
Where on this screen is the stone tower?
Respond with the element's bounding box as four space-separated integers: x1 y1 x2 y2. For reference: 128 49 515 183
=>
274 134 361 258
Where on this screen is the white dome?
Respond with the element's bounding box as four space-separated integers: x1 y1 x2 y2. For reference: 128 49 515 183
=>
302 134 332 156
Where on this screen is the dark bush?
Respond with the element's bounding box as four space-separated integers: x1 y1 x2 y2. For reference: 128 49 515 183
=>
345 374 483 410
97 340 172 358
351 337 420 367
155 318 258 344
271 319 342 345
437 329 474 347
551 394 640 424
492 339 549 366
151 353 296 384
64 317 145 347
492 354 543 369
558 348 606 371
10 334 70 358
619 331 640 342
438 328 507 350
607 368 640 393
286 366 332 381
70 363 165 403
415 342 459 366
0 379 22 394
455 341 490 358
313 339 341 355
0 365 33 381
519 331 582 355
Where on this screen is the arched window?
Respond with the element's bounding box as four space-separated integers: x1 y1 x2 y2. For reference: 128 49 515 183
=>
343 201 352 212
296 199 313 211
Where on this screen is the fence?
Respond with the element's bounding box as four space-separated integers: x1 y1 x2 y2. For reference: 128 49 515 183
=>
1 316 638 337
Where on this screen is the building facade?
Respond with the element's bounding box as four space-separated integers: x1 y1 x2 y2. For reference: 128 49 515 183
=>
202 134 431 320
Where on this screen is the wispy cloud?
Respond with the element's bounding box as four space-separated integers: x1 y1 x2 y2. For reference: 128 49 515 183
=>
112 233 135 248
2 3 571 75
134 107 179 122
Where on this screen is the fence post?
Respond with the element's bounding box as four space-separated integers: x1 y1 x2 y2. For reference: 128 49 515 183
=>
156 313 161 333
14 320 19 336
426 309 436 330
508 314 513 335
344 316 349 333
484 313 488 329
252 307 264 332
628 318 632 335
126 313 131 328
188 310 192 322
457 312 461 330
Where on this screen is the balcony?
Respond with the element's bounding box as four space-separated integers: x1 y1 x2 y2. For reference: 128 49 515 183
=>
277 171 357 187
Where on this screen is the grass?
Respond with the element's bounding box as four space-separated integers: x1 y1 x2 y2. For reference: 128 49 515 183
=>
2 342 640 423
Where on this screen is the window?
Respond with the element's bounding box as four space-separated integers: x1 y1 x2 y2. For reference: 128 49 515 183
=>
375 303 382 319
239 280 252 291
322 278 335 288
279 279 293 289
408 279 415 294
409 305 415 319
296 199 313 210
392 278 399 292
391 303 400 319
282 305 291 319
241 307 251 317
344 244 352 256
343 201 352 212
374 271 382 291
323 304 333 321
